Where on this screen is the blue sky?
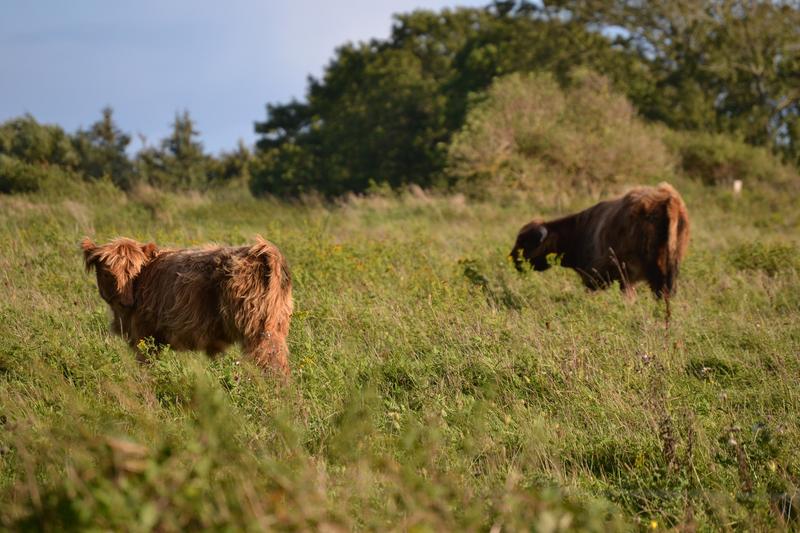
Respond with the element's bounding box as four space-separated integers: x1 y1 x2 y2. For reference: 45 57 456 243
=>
1 0 484 154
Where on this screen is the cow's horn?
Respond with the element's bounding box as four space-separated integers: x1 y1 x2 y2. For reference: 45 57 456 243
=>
539 226 548 240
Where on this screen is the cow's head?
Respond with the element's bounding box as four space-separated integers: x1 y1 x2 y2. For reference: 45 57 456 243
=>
82 237 158 307
510 221 552 272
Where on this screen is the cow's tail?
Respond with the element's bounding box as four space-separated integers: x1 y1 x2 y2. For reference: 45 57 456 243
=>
251 237 293 337
231 237 293 373
663 184 688 297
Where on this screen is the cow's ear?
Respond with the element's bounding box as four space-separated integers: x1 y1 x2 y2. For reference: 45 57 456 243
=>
105 239 152 307
142 242 158 259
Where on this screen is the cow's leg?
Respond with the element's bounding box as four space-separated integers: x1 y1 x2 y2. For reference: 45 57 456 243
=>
205 340 230 358
244 332 290 377
644 263 673 327
645 266 669 298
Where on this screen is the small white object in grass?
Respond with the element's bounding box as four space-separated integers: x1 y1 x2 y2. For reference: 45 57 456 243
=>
733 179 743 195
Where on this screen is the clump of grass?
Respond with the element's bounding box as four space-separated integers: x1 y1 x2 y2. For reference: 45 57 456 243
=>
728 241 800 276
662 129 799 187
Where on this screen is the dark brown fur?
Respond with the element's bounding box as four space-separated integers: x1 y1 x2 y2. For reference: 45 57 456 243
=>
82 236 293 374
510 182 690 299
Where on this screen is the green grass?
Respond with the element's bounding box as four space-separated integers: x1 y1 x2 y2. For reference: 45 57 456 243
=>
1 178 799 530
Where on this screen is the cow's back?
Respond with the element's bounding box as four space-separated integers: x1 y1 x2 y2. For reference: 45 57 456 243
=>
133 247 234 350
577 187 672 286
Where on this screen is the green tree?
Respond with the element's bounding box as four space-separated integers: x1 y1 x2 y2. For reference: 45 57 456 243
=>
0 114 79 168
252 2 640 197
448 70 673 195
72 107 134 189
546 0 800 164
0 115 82 193
137 111 209 190
164 110 208 189
208 140 252 187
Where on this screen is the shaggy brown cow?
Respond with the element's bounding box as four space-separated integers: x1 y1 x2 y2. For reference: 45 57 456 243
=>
82 236 293 374
510 182 689 300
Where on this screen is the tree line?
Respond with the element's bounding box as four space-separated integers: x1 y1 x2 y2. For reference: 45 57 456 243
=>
0 109 250 194
252 0 800 197
2 0 798 196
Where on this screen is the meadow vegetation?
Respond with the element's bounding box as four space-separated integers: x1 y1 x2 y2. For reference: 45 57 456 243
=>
1 169 799 530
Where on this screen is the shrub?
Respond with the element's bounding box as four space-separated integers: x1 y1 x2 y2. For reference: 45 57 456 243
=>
0 155 80 194
662 130 799 187
0 115 79 169
207 142 252 188
447 70 674 195
249 142 317 197
728 241 800 276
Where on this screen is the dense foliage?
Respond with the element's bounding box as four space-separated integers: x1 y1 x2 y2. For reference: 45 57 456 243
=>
447 70 674 195
2 1 798 198
662 129 800 187
252 0 800 196
548 0 800 165
251 2 643 197
0 110 249 194
72 107 135 189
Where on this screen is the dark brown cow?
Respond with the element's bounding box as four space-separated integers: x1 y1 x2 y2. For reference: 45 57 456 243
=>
510 183 690 299
82 236 293 374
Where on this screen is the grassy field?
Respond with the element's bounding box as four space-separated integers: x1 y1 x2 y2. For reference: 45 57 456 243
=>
1 177 799 531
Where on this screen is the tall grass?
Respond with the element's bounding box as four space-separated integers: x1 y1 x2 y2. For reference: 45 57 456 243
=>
1 177 799 530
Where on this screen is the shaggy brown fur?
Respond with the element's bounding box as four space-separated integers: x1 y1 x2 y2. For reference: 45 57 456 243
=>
510 182 690 299
82 236 293 374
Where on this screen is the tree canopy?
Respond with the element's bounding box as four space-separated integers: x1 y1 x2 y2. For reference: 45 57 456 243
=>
547 0 800 164
2 1 798 197
252 0 800 197
251 2 642 197
0 114 79 169
0 110 247 194
137 111 211 190
72 107 134 189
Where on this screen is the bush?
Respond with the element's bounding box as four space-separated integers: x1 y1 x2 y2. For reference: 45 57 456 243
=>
0 155 80 194
663 130 799 187
728 241 800 276
0 115 79 169
447 70 674 195
249 142 317 197
207 142 252 188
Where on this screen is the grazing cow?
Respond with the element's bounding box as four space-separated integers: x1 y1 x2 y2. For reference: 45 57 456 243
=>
510 182 690 300
82 236 293 374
